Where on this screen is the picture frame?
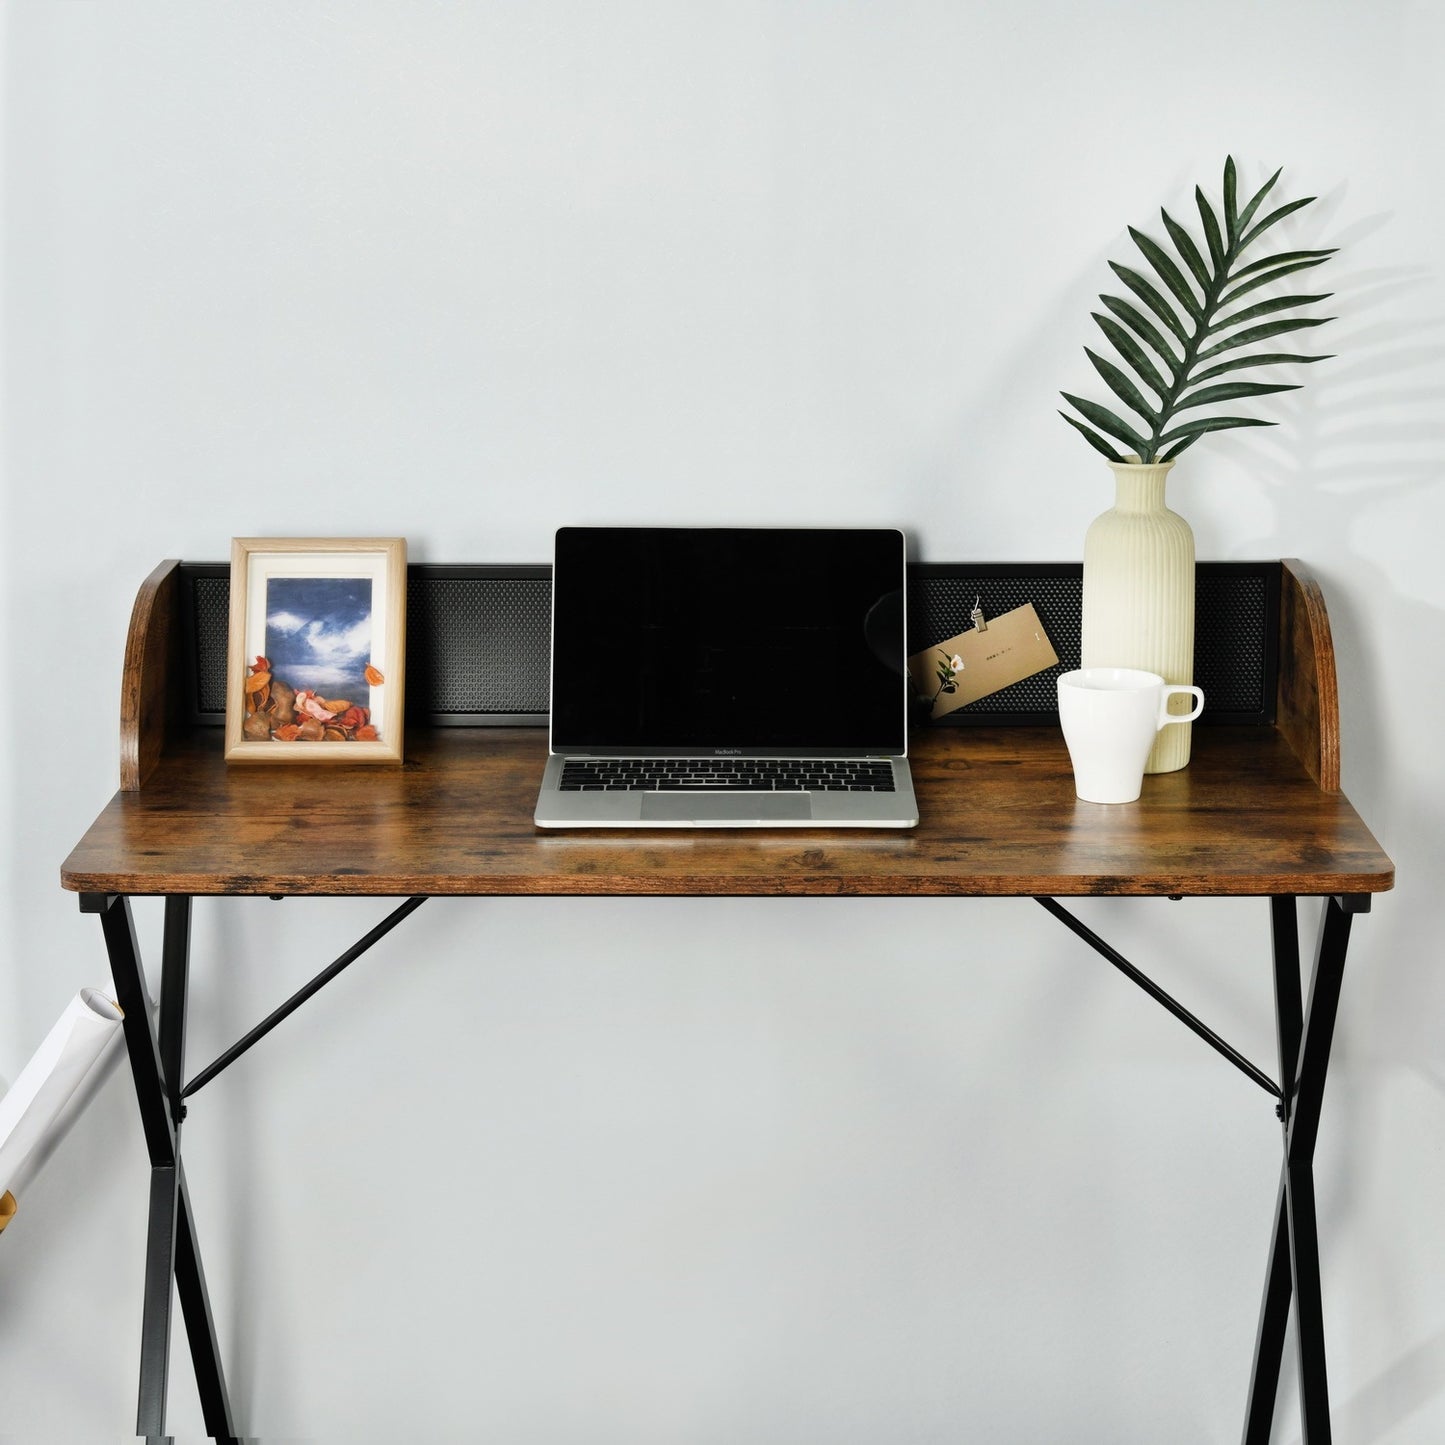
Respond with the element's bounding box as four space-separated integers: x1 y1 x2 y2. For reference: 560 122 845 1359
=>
225 537 407 764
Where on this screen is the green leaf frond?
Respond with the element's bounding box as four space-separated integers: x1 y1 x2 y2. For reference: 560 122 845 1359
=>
1062 159 1337 465
1059 409 1126 462
1084 348 1160 426
1091 312 1170 399
1098 295 1181 378
1060 392 1149 458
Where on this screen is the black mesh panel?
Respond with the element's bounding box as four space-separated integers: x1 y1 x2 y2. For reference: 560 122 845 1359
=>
181 561 1277 726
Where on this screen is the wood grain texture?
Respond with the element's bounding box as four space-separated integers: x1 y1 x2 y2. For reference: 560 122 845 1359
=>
119 559 181 793
63 725 1393 900
1277 559 1341 792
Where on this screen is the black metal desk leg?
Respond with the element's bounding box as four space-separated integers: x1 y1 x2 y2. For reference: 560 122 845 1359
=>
138 1161 180 1436
159 897 236 1440
100 896 176 1436
100 895 235 1441
1287 897 1353 1443
176 1158 234 1436
1243 897 1305 1444
1241 896 1354 1445
1243 1174 1296 1445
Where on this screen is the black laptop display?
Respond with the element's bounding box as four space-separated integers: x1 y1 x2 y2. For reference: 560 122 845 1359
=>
536 526 919 829
550 527 907 757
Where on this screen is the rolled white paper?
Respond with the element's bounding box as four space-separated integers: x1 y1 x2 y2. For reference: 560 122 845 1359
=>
0 988 125 1202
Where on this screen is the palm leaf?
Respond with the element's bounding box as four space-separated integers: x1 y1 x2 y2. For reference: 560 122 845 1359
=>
1175 380 1301 410
1085 348 1161 425
1060 393 1149 457
1196 315 1333 361
1098 295 1181 376
1234 167 1282 238
1196 186 1226 270
1108 263 1191 345
1208 292 1333 335
1059 411 1126 462
1190 350 1332 383
1159 430 1215 463
1240 196 1315 249
1063 160 1336 463
1220 256 1334 305
1230 247 1337 281
1157 415 1276 446
1162 208 1211 293
1091 312 1171 398
1129 226 1203 321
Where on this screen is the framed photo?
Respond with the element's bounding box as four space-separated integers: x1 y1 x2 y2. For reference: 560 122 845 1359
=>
225 538 407 764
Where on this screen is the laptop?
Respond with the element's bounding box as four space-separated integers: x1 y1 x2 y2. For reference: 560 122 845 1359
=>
534 526 919 828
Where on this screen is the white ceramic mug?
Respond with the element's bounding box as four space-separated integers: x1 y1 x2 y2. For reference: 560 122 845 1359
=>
1057 668 1205 804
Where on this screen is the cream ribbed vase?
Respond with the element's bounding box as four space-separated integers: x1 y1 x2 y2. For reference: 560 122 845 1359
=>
1081 460 1196 774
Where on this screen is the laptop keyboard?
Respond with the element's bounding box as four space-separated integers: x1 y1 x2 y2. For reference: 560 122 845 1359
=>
559 759 897 792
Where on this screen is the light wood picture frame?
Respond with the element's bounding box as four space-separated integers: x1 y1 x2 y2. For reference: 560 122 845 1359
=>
225 537 407 764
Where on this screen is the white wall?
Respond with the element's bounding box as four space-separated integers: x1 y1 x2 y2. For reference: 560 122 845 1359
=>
2 3 1442 1441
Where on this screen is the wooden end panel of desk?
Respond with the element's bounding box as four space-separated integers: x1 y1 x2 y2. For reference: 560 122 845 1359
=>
1277 558 1341 793
120 558 183 794
61 727 1393 902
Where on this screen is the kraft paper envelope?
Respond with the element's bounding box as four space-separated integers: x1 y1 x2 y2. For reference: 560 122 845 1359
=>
908 603 1059 719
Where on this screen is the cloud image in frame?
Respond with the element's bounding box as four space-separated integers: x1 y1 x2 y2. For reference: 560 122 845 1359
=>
263 576 374 701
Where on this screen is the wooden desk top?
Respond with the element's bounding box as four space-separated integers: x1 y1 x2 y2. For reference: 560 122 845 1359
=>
61 726 1394 901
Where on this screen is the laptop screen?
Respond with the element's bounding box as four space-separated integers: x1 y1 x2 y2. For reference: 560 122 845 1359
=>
550 527 908 756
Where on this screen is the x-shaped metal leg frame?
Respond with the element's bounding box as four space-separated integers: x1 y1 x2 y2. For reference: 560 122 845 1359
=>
88 890 425 1439
90 893 235 1443
1241 894 1359 1445
93 889 1358 1439
1035 892 1362 1443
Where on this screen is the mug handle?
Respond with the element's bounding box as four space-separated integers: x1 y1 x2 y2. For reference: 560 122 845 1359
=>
1157 685 1205 728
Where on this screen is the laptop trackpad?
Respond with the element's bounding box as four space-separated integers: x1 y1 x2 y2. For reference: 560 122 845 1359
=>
641 794 812 823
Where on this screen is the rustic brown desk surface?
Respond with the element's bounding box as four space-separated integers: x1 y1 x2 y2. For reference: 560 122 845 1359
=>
61 723 1393 900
